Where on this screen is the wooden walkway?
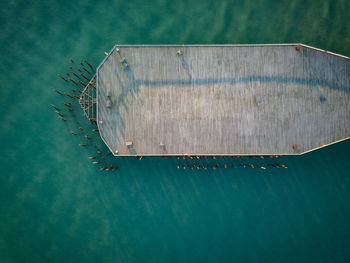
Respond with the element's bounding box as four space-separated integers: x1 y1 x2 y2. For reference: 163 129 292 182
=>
96 44 350 156
79 74 96 124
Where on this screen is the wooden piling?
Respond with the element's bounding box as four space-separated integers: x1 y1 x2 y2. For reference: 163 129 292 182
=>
69 78 78 86
71 71 81 80
84 60 94 70
80 73 90 81
53 89 63 95
50 104 60 110
58 74 68 82
82 67 91 75
54 110 63 117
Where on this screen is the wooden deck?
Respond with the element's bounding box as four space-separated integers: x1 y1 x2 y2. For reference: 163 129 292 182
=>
96 44 350 156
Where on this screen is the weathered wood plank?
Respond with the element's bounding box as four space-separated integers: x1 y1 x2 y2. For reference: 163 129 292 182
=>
96 44 350 156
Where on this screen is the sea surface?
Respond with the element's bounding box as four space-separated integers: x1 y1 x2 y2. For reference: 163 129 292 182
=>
1 0 350 262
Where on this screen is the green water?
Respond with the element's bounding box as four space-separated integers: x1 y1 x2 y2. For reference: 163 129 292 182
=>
1 0 350 262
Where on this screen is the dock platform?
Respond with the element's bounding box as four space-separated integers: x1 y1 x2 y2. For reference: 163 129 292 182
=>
96 44 350 156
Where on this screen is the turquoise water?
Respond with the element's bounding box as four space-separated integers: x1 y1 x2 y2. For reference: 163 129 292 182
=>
1 0 350 262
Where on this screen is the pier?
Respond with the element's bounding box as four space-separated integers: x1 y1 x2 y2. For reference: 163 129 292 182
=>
95 44 350 156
